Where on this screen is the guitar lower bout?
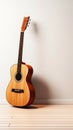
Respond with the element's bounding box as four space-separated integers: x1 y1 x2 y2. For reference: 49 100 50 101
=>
6 63 35 107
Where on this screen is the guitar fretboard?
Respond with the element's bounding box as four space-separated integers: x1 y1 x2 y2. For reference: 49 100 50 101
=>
17 32 24 73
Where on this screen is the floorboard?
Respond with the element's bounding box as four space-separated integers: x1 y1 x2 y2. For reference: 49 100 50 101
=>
0 104 73 130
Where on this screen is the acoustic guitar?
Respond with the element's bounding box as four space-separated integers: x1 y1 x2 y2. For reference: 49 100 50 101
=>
6 16 35 107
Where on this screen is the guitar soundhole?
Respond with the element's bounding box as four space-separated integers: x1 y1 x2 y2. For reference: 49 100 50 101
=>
15 73 22 81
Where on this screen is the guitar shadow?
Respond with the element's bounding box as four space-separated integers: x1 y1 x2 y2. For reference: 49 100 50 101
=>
30 22 55 106
32 76 54 105
14 105 38 109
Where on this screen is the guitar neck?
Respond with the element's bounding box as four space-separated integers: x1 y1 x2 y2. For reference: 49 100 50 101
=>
17 32 24 73
17 16 30 73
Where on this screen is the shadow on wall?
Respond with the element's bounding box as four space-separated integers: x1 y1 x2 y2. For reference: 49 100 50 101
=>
32 76 55 105
31 22 39 34
31 22 55 105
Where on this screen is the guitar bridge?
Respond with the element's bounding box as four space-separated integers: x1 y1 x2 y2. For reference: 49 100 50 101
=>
12 88 24 93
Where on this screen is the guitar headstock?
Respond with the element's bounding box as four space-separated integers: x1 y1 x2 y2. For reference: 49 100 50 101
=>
21 16 30 32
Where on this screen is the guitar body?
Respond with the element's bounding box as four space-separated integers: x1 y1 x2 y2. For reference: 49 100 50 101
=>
6 63 35 107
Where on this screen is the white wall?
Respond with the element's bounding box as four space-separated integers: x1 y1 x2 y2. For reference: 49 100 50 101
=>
0 0 73 104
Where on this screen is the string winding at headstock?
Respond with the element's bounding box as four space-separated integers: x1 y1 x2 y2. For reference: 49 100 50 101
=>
21 16 30 32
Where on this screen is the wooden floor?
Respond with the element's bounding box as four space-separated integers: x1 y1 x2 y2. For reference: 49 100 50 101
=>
0 104 73 130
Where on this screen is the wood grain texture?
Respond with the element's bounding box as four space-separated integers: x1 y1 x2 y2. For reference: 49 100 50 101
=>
0 105 73 130
6 63 35 107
